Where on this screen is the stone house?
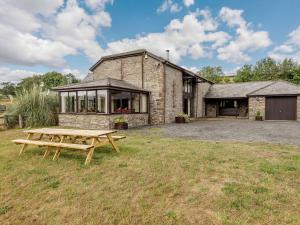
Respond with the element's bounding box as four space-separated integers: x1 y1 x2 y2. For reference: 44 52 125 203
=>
54 49 212 129
54 49 300 129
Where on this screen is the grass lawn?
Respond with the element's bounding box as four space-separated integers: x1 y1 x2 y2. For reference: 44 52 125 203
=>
0 128 299 225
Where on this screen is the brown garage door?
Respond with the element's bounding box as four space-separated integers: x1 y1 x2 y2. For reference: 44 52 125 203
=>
265 96 296 120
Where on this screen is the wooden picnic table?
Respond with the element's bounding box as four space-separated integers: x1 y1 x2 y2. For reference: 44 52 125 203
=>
13 128 125 165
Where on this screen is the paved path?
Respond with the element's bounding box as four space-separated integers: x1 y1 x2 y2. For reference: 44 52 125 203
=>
145 120 300 145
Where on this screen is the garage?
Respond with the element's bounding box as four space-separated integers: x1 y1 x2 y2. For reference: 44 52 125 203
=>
265 96 297 120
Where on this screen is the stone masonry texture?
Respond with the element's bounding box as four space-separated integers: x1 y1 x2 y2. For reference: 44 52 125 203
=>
249 96 265 120
164 65 183 123
59 114 149 130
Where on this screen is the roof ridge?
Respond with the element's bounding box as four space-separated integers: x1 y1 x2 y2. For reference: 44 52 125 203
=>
246 81 276 96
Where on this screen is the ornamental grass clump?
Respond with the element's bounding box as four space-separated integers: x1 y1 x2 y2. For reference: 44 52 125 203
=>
7 85 59 127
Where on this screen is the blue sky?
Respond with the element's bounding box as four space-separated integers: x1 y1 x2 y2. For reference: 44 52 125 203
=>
1 0 300 82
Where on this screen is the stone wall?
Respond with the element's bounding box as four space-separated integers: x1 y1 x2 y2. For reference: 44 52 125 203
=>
92 55 165 125
249 96 265 120
59 114 149 129
143 56 165 125
195 82 211 117
164 65 183 123
93 59 122 80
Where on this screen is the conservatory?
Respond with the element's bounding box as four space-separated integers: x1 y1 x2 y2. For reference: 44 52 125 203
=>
53 78 150 129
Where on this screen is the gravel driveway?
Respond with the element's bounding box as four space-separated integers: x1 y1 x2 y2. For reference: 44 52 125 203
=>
145 119 300 145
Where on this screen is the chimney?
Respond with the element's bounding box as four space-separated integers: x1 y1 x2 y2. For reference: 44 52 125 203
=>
166 49 170 61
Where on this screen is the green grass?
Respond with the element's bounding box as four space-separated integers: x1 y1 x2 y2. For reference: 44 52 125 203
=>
0 128 299 225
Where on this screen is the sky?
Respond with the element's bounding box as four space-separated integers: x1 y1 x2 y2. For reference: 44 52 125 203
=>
1 0 300 83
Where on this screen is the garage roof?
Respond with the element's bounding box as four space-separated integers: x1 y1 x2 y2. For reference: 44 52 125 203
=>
248 80 300 96
205 80 300 99
205 81 273 99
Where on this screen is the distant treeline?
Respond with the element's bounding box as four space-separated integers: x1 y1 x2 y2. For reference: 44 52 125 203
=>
198 57 300 84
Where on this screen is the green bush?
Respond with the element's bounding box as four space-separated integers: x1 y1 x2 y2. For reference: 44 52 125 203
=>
7 85 59 127
114 116 126 123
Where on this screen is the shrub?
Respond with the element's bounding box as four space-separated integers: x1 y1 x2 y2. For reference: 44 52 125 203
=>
114 116 126 123
7 85 59 127
256 111 261 117
176 113 190 122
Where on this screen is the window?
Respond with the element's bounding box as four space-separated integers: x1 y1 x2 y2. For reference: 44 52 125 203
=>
87 91 96 112
60 92 68 113
140 94 148 113
132 93 140 113
97 90 107 113
68 92 76 113
111 91 131 113
219 100 236 108
184 80 192 93
60 89 148 114
78 91 86 113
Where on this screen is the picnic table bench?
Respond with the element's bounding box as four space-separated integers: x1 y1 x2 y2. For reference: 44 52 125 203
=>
12 128 125 165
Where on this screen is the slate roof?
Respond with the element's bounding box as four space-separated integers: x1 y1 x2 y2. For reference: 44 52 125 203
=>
205 80 300 99
248 80 300 96
53 78 149 92
205 81 273 99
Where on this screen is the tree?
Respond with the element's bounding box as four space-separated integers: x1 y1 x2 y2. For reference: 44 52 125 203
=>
16 71 80 92
198 66 224 83
233 57 300 84
253 57 279 81
42 71 67 89
65 73 80 84
17 75 42 92
234 65 253 82
0 82 16 96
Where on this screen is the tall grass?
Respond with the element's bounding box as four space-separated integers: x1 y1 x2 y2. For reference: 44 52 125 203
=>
8 85 59 127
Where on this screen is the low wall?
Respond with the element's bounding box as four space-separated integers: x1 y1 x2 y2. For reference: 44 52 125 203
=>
59 114 149 129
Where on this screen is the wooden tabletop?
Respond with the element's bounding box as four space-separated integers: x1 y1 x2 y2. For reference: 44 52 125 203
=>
23 128 116 138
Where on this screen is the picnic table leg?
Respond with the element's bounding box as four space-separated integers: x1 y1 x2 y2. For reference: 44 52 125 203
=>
19 133 33 156
42 135 56 159
107 134 120 153
84 138 96 165
43 146 51 159
53 136 65 161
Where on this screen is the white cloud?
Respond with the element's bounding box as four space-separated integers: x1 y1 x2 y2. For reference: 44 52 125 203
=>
217 7 271 63
43 0 111 62
0 0 112 67
157 0 182 13
183 0 194 7
104 9 230 63
0 24 76 67
268 26 300 62
0 67 37 83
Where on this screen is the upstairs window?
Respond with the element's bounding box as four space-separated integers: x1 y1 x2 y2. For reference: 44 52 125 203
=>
183 80 192 93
